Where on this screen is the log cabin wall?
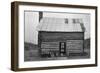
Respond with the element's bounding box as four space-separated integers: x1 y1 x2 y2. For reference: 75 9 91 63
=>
38 31 84 57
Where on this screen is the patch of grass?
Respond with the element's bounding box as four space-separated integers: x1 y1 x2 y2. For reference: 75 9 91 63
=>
24 42 39 50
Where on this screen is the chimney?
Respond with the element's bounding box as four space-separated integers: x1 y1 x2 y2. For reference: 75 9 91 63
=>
79 19 86 32
39 12 43 22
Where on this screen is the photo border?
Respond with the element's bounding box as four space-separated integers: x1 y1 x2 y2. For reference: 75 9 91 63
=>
11 1 98 71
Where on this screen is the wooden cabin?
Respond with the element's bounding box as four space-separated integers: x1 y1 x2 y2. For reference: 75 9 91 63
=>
37 17 85 58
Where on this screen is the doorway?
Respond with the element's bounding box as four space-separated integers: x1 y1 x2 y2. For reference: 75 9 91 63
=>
59 42 66 56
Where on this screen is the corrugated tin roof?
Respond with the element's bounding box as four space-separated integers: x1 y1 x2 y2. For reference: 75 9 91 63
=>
37 17 84 32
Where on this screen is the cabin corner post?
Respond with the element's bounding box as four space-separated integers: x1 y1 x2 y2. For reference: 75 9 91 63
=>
38 31 42 57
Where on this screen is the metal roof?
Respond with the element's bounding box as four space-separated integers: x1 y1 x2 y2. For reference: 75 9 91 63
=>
37 17 85 32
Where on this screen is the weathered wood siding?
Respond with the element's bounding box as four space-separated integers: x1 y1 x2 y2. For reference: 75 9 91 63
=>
41 42 59 49
39 31 84 42
38 31 84 55
66 40 83 54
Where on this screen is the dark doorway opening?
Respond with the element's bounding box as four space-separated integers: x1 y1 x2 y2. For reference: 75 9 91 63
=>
59 42 66 56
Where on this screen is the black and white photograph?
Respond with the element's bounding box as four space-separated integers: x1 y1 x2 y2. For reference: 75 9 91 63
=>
24 11 90 61
11 2 97 71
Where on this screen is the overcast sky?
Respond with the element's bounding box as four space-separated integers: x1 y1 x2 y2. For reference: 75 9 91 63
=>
24 11 90 44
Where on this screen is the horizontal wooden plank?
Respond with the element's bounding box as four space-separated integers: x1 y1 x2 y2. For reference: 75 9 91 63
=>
67 50 83 53
41 48 59 51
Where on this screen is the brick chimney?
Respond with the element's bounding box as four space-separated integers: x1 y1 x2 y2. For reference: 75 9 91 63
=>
39 11 43 22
